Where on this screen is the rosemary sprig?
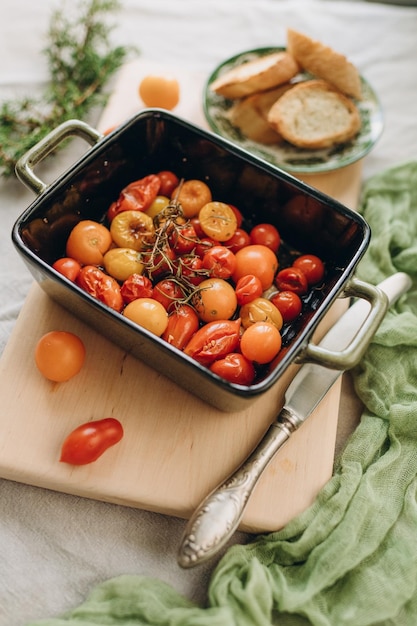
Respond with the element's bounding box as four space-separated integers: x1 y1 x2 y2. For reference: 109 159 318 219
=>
0 0 132 178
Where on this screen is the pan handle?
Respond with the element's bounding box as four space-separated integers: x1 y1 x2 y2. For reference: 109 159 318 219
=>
297 277 389 370
15 119 103 195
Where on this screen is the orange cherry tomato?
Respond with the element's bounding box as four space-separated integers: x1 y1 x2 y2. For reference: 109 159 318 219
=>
240 322 282 364
138 75 180 110
35 331 86 382
123 298 169 336
293 254 325 285
76 266 124 312
210 352 256 386
240 297 283 330
199 201 238 242
60 418 124 465
184 318 241 365
52 257 81 282
192 277 237 322
162 304 200 350
270 290 302 322
66 220 112 266
233 244 279 291
171 179 212 218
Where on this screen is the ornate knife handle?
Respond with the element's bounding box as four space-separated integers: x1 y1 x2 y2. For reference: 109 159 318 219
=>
177 409 299 568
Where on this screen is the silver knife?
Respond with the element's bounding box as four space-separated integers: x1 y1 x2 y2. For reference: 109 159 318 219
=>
178 272 412 568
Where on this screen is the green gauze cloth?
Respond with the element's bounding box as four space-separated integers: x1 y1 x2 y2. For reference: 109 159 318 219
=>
28 161 417 626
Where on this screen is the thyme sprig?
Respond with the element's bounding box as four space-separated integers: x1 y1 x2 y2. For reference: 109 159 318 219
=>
0 0 132 178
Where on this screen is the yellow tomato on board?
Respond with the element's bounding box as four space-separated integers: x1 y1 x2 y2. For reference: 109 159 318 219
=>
138 75 180 110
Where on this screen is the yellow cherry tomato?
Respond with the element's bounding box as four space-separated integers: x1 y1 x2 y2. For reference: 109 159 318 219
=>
110 210 154 251
138 75 180 110
103 247 145 282
240 297 283 330
145 195 170 219
199 201 238 241
123 298 169 336
192 278 237 322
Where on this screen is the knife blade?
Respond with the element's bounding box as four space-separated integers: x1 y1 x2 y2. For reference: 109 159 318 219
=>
177 272 412 568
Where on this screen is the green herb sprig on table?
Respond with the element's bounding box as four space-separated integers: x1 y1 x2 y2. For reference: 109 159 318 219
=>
0 0 132 179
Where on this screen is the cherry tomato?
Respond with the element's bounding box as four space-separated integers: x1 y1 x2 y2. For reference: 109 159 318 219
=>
162 304 200 350
240 322 282 364
152 279 186 312
250 223 281 253
175 255 207 286
184 318 241 365
76 266 124 312
156 171 180 197
171 179 212 218
190 217 205 238
121 274 153 304
293 254 325 285
123 298 169 336
60 418 124 465
192 277 237 323
138 75 180 110
103 247 144 282
224 228 251 253
274 266 308 295
199 201 238 242
194 236 217 258
110 175 161 215
35 331 85 382
52 257 81 282
110 210 154 251
270 290 302 323
145 195 170 219
228 204 243 228
234 274 263 306
145 245 177 281
210 353 256 386
233 244 278 291
66 220 112 266
169 224 198 255
202 246 236 279
240 297 283 330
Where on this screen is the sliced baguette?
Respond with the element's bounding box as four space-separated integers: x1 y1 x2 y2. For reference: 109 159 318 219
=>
210 51 300 99
267 79 361 149
229 85 291 144
287 28 362 100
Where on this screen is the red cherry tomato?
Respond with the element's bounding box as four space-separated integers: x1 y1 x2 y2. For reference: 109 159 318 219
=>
35 331 86 382
52 257 81 282
274 267 308 295
184 318 241 365
233 244 278 291
234 274 263 306
152 279 185 312
194 236 217 258
156 170 180 197
224 228 251 254
145 245 177 281
190 217 205 238
202 246 237 279
110 174 161 216
228 204 243 228
120 274 153 304
60 417 124 465
169 224 198 255
162 304 200 350
249 223 281 253
76 265 124 312
293 254 325 285
240 322 282 364
176 255 207 286
210 352 256 386
270 290 303 323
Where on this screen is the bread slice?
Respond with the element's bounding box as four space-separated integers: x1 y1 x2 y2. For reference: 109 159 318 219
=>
210 51 300 99
267 79 361 149
229 85 291 144
287 29 362 100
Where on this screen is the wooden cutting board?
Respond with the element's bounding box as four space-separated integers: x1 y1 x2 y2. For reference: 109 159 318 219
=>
0 60 363 533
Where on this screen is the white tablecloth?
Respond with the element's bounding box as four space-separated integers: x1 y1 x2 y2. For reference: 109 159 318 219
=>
1 1 416 624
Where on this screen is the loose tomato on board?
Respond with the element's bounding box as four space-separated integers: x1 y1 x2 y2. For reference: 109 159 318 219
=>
293 254 325 285
60 417 124 465
76 266 124 312
162 304 200 350
202 246 236 279
270 290 302 323
274 266 308 295
66 220 112 266
233 244 278 291
210 353 256 386
184 318 241 365
52 257 81 282
35 331 86 382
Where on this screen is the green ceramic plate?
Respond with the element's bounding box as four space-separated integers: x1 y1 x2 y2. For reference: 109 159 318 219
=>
203 47 384 174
